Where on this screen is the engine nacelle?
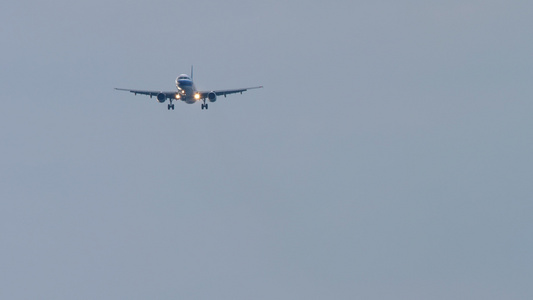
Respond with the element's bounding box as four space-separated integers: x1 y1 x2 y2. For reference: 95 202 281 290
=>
157 93 166 103
208 92 217 103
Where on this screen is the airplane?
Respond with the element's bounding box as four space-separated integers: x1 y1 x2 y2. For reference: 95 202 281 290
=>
115 67 263 110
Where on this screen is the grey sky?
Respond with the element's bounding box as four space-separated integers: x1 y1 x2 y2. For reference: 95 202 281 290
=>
1 0 532 299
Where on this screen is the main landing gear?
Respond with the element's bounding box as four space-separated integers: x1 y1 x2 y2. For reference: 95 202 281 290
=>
168 100 175 110
201 99 208 110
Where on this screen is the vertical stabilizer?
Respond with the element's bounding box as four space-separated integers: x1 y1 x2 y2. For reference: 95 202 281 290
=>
191 65 193 80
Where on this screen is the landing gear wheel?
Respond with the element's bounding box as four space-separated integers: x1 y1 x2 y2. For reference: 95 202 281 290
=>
168 104 171 110
205 103 208 110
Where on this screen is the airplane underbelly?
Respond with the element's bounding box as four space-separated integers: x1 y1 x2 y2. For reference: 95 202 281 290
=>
182 87 196 104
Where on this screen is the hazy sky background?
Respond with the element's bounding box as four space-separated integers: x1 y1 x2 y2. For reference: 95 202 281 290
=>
1 0 532 299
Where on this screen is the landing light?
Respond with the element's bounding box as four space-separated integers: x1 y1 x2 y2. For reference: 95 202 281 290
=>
175 94 180 99
194 93 200 100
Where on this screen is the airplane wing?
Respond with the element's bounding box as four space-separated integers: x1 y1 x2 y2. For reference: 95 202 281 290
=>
114 88 178 100
198 86 263 99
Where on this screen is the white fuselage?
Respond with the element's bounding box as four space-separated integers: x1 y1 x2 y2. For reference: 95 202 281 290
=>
175 74 198 104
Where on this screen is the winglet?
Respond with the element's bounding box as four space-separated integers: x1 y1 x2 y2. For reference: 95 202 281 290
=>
191 65 193 80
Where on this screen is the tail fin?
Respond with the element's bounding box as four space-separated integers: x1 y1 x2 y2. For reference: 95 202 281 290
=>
191 65 193 80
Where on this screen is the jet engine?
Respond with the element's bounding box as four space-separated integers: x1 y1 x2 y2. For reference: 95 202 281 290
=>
208 92 217 103
157 93 166 103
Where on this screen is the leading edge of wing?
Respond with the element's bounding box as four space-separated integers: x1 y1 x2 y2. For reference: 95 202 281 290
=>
200 85 263 97
114 88 177 99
